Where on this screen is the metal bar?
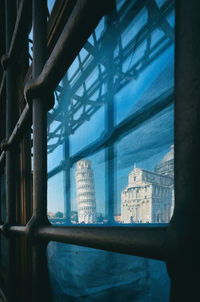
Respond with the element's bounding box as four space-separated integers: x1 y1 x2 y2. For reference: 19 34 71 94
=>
32 0 48 221
3 104 30 150
5 2 18 301
105 9 116 223
30 1 51 301
0 288 7 302
8 225 26 234
5 0 17 224
35 224 167 261
0 223 167 261
7 0 32 63
166 0 200 301
63 108 71 221
7 104 30 146
24 0 112 101
0 104 30 168
0 72 5 103
0 151 5 168
31 243 52 301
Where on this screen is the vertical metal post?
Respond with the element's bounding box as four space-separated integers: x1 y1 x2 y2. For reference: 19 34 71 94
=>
63 126 71 222
105 7 116 223
31 1 51 301
166 0 200 300
32 0 48 221
5 0 17 225
62 76 71 222
5 1 17 301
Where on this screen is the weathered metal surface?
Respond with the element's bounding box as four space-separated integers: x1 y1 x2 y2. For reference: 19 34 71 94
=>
37 224 167 261
0 224 167 261
4 1 18 301
165 0 200 301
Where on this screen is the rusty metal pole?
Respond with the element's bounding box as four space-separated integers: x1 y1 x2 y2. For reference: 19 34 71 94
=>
32 0 48 222
31 0 51 301
5 0 17 301
105 5 117 224
166 0 200 300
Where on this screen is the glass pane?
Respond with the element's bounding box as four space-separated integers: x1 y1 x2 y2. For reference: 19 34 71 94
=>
114 0 174 125
115 107 174 223
47 242 170 302
47 0 175 225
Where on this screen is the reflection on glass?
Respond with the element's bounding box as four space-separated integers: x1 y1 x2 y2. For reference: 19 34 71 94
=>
47 0 175 225
47 242 170 302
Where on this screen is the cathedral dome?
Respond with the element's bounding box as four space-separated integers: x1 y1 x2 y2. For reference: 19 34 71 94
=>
154 145 174 179
160 145 174 163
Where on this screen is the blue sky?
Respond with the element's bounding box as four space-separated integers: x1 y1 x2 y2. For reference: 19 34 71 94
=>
47 2 174 218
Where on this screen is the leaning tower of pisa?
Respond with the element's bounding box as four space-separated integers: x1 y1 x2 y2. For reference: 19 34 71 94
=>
75 159 97 224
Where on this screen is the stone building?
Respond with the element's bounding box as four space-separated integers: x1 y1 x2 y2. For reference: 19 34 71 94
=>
121 146 174 223
75 159 97 223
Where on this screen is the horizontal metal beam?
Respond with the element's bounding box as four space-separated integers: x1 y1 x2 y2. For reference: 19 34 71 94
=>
0 223 167 261
8 225 26 234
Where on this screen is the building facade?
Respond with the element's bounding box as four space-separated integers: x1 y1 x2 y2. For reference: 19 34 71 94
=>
121 147 174 223
75 160 97 223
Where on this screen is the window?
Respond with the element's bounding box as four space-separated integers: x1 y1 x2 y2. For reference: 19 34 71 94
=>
47 0 174 226
0 0 200 301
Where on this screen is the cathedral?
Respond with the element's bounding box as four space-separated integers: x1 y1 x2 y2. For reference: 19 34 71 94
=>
121 146 174 223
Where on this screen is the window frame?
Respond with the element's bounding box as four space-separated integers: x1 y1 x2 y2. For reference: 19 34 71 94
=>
0 0 199 301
